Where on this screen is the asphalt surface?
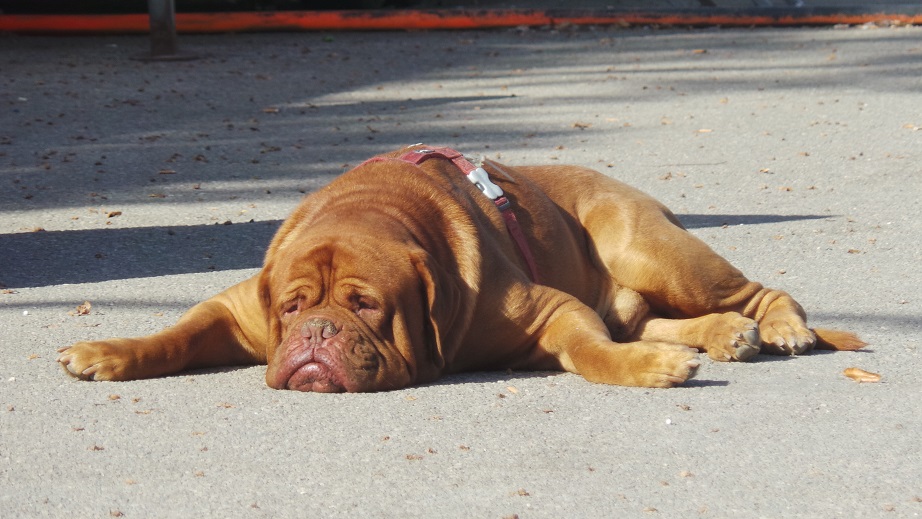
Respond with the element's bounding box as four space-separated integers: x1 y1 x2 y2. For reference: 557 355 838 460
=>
2 24 921 518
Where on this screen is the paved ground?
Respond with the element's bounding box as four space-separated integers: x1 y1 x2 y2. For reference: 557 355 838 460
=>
2 24 921 518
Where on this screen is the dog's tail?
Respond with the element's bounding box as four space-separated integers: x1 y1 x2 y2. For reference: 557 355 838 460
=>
812 328 867 351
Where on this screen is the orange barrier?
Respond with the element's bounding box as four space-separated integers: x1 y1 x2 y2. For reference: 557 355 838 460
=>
1 9 920 34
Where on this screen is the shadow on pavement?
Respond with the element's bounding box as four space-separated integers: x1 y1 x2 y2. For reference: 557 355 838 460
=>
4 212 829 288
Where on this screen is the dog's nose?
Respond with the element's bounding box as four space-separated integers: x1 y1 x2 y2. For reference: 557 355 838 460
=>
301 317 339 339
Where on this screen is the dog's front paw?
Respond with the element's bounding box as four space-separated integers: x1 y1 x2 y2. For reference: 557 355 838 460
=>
759 318 816 355
57 340 137 381
633 343 701 388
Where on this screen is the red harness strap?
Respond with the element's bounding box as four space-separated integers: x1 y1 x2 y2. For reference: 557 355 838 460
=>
359 147 541 283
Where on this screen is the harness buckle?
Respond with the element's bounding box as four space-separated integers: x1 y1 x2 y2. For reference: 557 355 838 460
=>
467 167 504 200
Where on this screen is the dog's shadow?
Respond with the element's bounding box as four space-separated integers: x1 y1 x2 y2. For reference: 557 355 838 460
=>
421 370 731 389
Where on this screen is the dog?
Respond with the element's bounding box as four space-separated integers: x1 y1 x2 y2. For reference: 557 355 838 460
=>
58 145 865 392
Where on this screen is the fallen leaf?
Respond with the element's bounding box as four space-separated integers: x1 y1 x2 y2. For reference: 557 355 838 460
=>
149 193 167 198
506 386 519 394
572 122 592 129
69 301 92 316
262 107 280 113
843 367 881 383
106 210 122 218
157 169 177 175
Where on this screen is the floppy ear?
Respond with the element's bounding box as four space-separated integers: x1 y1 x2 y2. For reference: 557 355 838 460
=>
410 250 468 370
257 264 282 359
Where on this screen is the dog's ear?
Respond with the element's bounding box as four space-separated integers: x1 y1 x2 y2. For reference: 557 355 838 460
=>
410 249 469 370
257 264 282 359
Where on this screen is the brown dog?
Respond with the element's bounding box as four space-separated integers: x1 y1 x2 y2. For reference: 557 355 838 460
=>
58 145 865 392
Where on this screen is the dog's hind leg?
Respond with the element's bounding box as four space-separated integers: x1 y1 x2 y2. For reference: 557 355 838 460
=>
579 187 852 360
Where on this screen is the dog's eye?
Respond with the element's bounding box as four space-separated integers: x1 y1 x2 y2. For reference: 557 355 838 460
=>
283 300 300 318
352 296 379 316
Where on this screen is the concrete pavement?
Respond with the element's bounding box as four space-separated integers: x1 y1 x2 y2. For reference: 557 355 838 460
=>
2 24 921 517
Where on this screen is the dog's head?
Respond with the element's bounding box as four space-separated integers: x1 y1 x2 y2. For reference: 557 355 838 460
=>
259 232 462 393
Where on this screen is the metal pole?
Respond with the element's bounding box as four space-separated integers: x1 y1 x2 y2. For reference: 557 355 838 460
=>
148 0 178 57
136 0 196 61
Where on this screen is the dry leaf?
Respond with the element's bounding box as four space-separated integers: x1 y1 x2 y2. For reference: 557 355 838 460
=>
158 169 177 175
69 301 92 316
843 367 881 383
506 386 519 394
262 107 280 113
572 122 592 129
106 210 122 218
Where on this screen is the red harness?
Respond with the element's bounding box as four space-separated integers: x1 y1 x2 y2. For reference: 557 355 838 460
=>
359 147 541 283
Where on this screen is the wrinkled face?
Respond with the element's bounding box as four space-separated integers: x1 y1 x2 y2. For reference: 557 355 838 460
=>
261 236 432 393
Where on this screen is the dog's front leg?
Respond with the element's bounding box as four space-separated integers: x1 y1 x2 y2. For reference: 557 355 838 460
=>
58 275 267 381
518 286 700 388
